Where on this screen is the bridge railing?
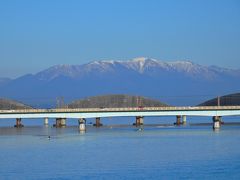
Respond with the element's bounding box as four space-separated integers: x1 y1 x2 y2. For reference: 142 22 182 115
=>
1 106 240 114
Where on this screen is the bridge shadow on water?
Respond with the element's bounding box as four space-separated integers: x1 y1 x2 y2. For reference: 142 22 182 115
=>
0 116 240 139
1 122 240 139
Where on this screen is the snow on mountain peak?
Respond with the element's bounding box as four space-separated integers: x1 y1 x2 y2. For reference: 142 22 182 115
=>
132 57 148 72
132 57 148 62
32 57 239 81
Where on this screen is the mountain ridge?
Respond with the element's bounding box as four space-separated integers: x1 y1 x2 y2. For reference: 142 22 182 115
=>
27 57 240 81
0 57 239 107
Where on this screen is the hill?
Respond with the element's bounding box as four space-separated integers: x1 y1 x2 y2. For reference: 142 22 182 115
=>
0 98 32 110
68 94 168 108
199 93 240 106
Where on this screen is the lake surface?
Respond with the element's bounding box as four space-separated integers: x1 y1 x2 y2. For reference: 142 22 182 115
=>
0 118 240 179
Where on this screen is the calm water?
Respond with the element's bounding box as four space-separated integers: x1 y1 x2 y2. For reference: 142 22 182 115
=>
0 119 240 179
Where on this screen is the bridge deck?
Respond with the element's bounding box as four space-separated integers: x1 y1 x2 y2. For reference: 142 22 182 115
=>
0 106 240 119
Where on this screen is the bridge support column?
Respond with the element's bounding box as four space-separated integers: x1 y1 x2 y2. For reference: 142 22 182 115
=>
61 118 66 127
44 118 49 126
14 118 24 128
219 116 224 125
54 118 66 128
182 115 187 125
94 117 102 127
213 116 221 130
139 116 144 125
133 116 144 126
175 115 181 126
78 118 86 131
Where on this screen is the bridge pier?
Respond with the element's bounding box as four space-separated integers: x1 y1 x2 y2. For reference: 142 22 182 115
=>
182 115 187 125
175 115 182 126
44 117 49 126
213 116 221 130
14 118 24 128
133 116 144 126
94 117 102 127
54 118 66 128
78 118 86 131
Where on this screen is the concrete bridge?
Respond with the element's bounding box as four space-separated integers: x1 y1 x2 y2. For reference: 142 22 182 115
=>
1 106 240 131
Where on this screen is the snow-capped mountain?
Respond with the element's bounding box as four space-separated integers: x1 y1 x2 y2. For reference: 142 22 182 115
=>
34 57 240 81
0 57 240 107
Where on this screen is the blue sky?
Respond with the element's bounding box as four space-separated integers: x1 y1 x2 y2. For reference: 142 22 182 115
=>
0 0 240 78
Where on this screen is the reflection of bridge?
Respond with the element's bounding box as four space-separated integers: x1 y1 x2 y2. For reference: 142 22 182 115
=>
1 106 240 130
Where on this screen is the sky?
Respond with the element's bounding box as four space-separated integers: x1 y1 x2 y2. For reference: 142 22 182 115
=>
0 0 240 78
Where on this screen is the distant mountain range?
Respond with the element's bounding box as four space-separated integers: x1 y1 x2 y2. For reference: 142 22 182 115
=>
0 57 239 107
0 78 11 87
